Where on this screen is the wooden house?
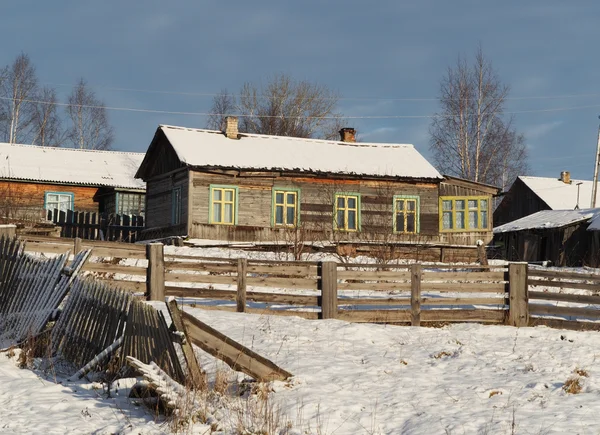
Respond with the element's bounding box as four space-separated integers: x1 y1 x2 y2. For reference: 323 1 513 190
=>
0 143 145 223
135 118 500 260
494 172 599 226
493 208 600 266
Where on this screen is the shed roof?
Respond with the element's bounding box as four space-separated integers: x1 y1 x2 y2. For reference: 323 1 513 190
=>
519 176 599 210
142 125 443 180
0 142 145 190
493 208 600 233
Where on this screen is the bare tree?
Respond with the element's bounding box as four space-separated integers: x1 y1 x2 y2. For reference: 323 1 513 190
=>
429 47 528 190
206 89 237 131
0 53 39 144
208 74 345 139
31 86 63 147
65 79 114 150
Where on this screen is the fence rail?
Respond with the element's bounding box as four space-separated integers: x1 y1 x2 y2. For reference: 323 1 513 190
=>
18 236 600 331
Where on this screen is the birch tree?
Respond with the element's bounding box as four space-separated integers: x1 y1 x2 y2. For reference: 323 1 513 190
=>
0 53 38 144
65 79 114 150
31 86 63 147
429 47 528 190
207 74 345 140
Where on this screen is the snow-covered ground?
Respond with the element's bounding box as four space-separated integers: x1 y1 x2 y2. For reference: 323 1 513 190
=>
3 308 600 434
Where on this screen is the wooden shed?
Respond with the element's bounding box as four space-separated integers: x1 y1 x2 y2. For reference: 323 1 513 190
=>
493 208 600 266
135 119 500 260
0 143 146 224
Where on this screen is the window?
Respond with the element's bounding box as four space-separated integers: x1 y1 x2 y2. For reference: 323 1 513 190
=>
394 195 419 233
45 192 74 212
209 185 238 225
440 197 489 231
171 187 182 225
334 193 360 231
117 192 145 216
272 188 299 227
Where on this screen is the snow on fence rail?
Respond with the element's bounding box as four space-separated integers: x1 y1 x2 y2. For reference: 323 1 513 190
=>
20 236 600 330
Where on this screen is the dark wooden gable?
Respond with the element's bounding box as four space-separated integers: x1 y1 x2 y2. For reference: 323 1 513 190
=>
493 178 551 227
439 176 500 197
135 128 185 180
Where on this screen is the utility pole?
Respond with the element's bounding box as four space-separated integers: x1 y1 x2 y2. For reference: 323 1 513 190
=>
592 116 600 208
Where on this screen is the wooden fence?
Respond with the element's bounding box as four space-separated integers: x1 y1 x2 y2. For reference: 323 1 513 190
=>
47 209 144 242
18 236 600 331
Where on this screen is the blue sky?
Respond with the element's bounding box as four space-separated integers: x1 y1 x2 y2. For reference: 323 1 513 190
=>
2 1 600 180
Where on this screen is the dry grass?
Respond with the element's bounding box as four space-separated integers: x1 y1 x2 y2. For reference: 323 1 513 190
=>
563 377 582 394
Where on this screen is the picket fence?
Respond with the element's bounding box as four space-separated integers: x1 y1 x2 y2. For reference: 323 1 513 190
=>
47 209 144 242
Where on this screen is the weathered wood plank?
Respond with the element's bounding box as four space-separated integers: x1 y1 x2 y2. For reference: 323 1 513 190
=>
83 263 147 276
165 273 237 285
165 261 236 273
422 271 507 281
244 307 319 319
421 309 505 323
529 304 600 319
91 247 147 259
320 262 337 319
246 276 318 289
337 282 413 291
421 282 507 292
236 259 247 312
166 299 205 389
529 291 600 305
508 263 529 327
528 269 600 282
180 309 292 382
411 264 421 326
146 243 165 302
529 317 600 331
421 297 506 306
528 279 600 291
338 297 411 306
336 270 412 280
336 310 411 323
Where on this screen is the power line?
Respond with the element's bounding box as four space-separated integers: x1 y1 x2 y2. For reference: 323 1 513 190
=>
42 81 600 103
4 95 600 120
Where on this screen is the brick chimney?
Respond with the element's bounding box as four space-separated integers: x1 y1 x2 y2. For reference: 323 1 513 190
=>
339 128 356 143
225 116 239 139
560 171 571 184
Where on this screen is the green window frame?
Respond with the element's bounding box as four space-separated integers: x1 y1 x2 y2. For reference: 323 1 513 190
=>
393 195 420 234
272 188 300 227
334 193 361 231
440 196 489 232
44 191 74 212
209 185 238 225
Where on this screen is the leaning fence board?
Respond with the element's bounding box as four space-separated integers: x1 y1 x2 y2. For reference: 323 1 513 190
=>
179 308 292 381
528 279 600 291
529 304 600 319
529 291 600 305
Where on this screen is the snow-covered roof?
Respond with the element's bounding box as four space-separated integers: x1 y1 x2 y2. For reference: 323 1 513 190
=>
156 125 443 180
519 176 600 210
0 143 145 190
493 208 600 233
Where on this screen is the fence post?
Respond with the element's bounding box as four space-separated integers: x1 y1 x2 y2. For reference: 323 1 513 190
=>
146 243 165 301
73 237 82 255
236 258 247 312
411 263 422 326
508 262 529 327
319 261 338 319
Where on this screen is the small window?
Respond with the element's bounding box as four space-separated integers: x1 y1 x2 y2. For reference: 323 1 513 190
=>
209 185 238 225
117 192 145 216
334 193 360 231
440 196 489 232
273 189 299 227
394 196 420 233
45 192 73 212
171 187 182 225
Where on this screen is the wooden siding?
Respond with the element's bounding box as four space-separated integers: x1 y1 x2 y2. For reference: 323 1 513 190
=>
144 169 189 230
187 171 442 242
493 178 550 227
0 180 99 221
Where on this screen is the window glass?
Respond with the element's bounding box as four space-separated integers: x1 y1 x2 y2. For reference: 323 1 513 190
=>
210 186 236 225
273 189 298 227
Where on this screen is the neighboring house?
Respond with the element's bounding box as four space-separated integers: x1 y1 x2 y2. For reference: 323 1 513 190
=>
493 208 600 266
135 118 500 257
0 143 145 223
494 172 599 226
